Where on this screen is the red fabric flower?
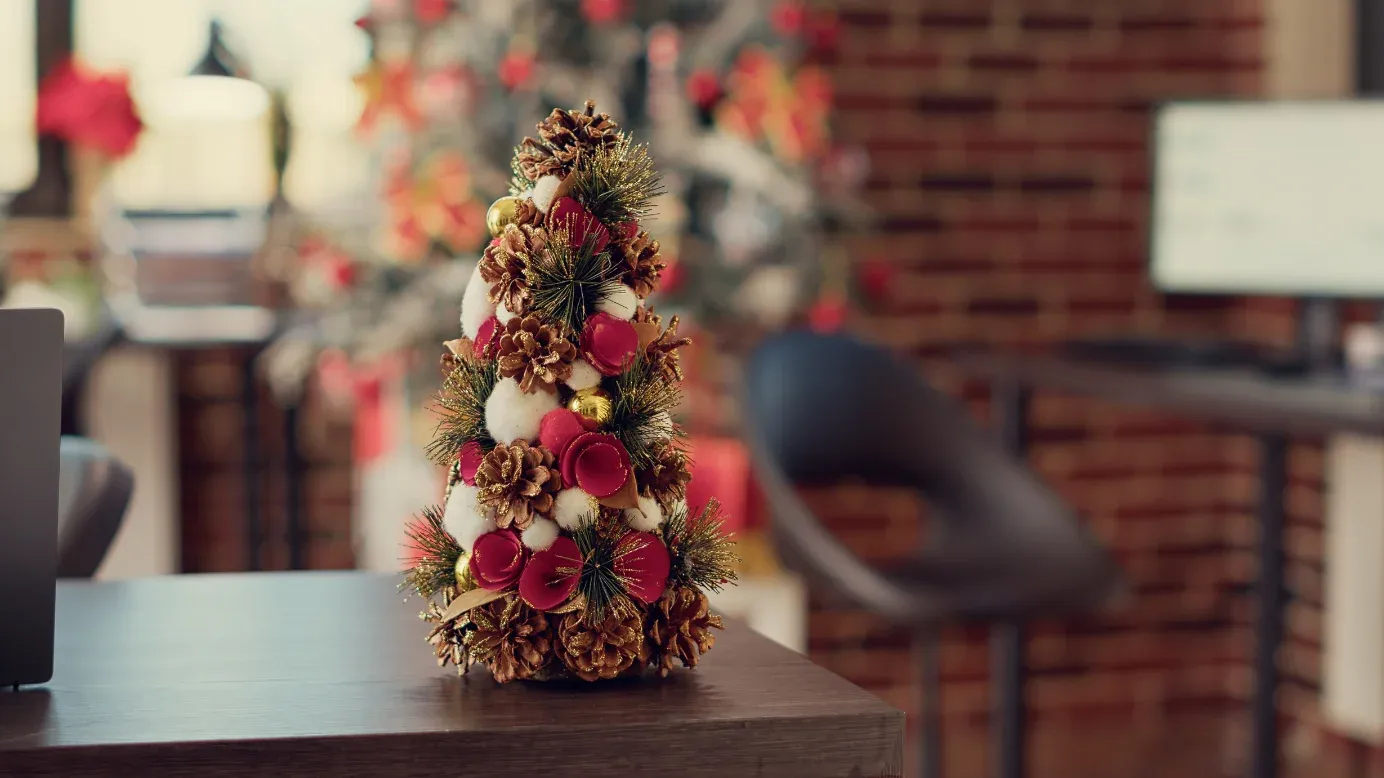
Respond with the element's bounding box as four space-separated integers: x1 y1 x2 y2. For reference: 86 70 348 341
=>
560 432 632 499
615 531 671 604
458 441 484 486
519 536 582 610
37 60 142 158
549 197 611 254
539 409 587 459
473 315 501 359
581 312 639 376
468 529 528 590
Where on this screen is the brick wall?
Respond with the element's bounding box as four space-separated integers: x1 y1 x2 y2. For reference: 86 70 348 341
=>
808 0 1344 773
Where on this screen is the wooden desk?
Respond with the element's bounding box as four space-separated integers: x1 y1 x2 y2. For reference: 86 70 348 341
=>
951 352 1384 778
0 572 903 778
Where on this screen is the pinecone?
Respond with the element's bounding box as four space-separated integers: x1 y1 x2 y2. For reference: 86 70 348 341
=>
424 592 471 670
632 305 662 328
474 440 562 529
645 314 690 383
495 315 577 393
511 197 542 228
647 586 724 677
516 101 621 181
616 230 665 298
479 224 546 313
555 609 649 682
465 596 553 683
639 444 692 507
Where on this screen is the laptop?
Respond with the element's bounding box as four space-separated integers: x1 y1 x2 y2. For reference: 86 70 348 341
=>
0 308 63 688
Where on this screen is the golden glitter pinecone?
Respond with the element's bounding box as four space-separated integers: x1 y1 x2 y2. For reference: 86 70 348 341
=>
645 314 690 383
556 609 649 682
474 440 562 529
616 229 665 298
516 100 621 181
647 586 724 677
639 444 692 507
424 593 470 670
465 597 552 683
479 224 546 314
495 315 577 393
510 197 542 228
632 305 662 327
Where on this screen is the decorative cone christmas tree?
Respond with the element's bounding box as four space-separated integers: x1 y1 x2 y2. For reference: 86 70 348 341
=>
404 101 736 682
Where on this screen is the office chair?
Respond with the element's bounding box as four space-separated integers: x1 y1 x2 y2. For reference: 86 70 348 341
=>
742 332 1121 778
56 437 134 578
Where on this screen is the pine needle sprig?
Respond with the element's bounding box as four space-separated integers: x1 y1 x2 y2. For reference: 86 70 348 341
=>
427 356 499 466
523 226 623 333
565 135 663 225
564 516 639 625
662 498 738 594
608 355 684 472
403 504 464 599
508 145 531 195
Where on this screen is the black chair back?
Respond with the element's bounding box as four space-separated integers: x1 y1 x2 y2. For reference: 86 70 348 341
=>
56 437 133 578
743 332 1119 624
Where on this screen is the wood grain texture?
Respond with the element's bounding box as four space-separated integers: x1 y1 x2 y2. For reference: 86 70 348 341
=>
0 572 903 778
951 352 1384 437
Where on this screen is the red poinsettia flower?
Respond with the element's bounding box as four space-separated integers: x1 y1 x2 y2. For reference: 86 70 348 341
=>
614 531 671 604
498 48 536 92
560 432 632 499
581 312 639 376
36 59 142 158
686 69 722 110
580 0 625 25
469 529 528 590
519 536 582 610
770 1 807 36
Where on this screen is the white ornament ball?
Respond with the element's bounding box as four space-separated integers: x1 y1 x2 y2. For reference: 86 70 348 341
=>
460 261 496 339
531 175 563 213
565 359 602 391
521 518 560 551
624 493 664 532
495 300 517 325
484 378 558 443
553 487 598 529
443 483 496 550
596 285 639 320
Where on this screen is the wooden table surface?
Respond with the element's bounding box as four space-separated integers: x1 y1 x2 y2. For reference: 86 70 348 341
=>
952 351 1384 437
0 572 903 778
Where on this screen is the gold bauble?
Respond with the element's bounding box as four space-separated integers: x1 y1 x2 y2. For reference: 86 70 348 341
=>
455 552 474 588
486 196 524 237
567 387 613 427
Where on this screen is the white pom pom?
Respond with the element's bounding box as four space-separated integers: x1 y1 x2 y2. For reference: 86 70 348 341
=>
495 300 517 325
443 484 496 550
624 493 664 532
531 175 562 213
553 488 598 529
649 410 675 443
521 518 560 551
460 262 495 339
485 378 558 443
565 359 602 391
596 285 639 320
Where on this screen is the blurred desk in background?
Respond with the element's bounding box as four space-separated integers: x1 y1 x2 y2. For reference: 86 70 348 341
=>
0 573 902 778
951 351 1384 778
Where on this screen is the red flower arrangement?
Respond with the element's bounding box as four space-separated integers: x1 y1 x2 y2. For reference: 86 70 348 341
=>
36 59 142 158
581 312 639 376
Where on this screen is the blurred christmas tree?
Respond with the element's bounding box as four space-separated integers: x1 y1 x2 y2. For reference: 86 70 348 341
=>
263 0 874 411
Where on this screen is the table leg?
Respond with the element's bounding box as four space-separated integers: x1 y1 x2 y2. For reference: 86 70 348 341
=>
285 403 303 570
992 382 1031 778
241 350 261 571
1251 433 1287 778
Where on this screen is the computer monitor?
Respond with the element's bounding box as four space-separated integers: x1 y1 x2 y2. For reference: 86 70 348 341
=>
1151 100 1384 298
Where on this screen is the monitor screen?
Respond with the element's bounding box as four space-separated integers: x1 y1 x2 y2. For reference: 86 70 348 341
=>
1151 101 1384 298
